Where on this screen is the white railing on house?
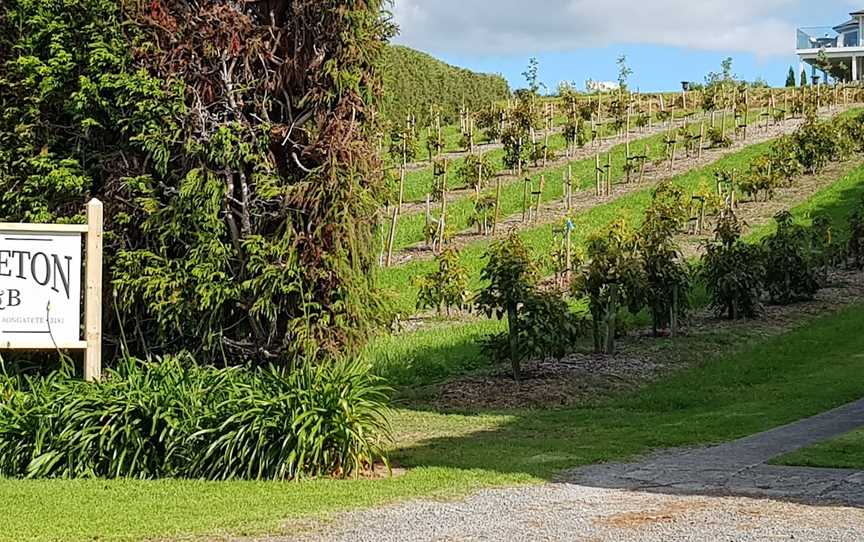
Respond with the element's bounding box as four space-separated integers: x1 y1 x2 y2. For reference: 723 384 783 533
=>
797 27 842 50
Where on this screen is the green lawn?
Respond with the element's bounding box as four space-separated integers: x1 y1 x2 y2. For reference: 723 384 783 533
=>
5 302 864 541
772 429 864 469
364 317 505 389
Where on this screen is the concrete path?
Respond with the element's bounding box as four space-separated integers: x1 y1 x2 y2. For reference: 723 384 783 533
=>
278 400 864 542
566 397 864 506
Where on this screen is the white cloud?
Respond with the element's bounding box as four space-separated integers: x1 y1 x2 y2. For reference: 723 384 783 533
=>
391 0 801 57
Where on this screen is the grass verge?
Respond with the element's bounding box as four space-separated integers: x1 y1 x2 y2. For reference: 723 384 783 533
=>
771 428 864 469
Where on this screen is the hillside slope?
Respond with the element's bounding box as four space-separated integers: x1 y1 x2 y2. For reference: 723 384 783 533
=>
380 45 510 126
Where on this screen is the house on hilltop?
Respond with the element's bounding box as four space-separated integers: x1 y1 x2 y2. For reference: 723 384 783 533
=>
797 10 864 82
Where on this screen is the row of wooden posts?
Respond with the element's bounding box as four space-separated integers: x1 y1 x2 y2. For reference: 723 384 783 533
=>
382 84 861 267
380 82 861 162
381 112 742 267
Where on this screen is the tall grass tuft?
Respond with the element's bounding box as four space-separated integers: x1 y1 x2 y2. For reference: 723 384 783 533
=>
0 355 391 480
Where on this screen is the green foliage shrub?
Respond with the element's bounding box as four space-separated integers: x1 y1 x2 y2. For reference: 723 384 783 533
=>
840 111 864 153
415 248 471 316
476 233 582 378
639 183 691 334
0 0 393 363
848 196 864 268
379 46 510 127
701 212 765 319
761 211 820 304
741 154 781 202
458 153 494 191
501 125 530 171
481 291 584 366
706 127 733 149
469 194 497 235
793 116 840 174
476 106 504 142
389 126 419 165
767 135 803 185
563 117 592 150
476 233 538 380
0 355 391 480
573 221 645 354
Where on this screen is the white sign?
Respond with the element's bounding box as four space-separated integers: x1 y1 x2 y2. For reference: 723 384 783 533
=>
0 231 82 347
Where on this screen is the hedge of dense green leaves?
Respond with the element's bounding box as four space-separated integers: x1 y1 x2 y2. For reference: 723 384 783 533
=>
0 0 392 363
0 356 391 480
380 45 510 126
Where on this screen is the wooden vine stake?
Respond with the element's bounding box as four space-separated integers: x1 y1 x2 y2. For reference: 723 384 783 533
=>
437 164 447 251
437 160 448 250
398 137 407 212
648 97 653 129
544 130 550 167
493 177 502 235
604 153 612 197
424 194 431 247
639 144 648 184
667 126 676 172
595 152 602 196
385 205 398 267
517 137 523 177
565 221 573 282
533 174 545 223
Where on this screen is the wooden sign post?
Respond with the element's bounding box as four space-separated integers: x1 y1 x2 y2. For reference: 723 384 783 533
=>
0 199 103 381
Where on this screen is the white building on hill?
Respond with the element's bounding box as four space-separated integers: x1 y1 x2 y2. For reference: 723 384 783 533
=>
585 79 620 93
797 9 864 82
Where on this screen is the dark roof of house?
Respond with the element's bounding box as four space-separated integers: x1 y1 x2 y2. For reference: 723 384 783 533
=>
834 18 859 32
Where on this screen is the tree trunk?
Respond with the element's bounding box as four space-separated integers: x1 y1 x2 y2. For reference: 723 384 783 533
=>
604 285 619 355
507 303 521 382
592 310 602 354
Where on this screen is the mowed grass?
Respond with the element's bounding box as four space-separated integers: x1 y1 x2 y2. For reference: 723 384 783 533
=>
5 301 864 541
364 317 505 389
771 428 864 469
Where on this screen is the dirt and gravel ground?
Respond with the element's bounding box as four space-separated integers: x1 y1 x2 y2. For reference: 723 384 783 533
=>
278 488 864 542
257 400 864 542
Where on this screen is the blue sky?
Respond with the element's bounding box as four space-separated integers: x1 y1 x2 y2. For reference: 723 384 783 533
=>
391 0 862 92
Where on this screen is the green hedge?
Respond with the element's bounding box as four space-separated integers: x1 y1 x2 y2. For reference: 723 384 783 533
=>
380 45 510 126
0 0 391 363
0 356 391 480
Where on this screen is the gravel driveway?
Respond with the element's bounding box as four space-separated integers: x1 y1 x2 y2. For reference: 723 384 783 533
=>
272 399 864 542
